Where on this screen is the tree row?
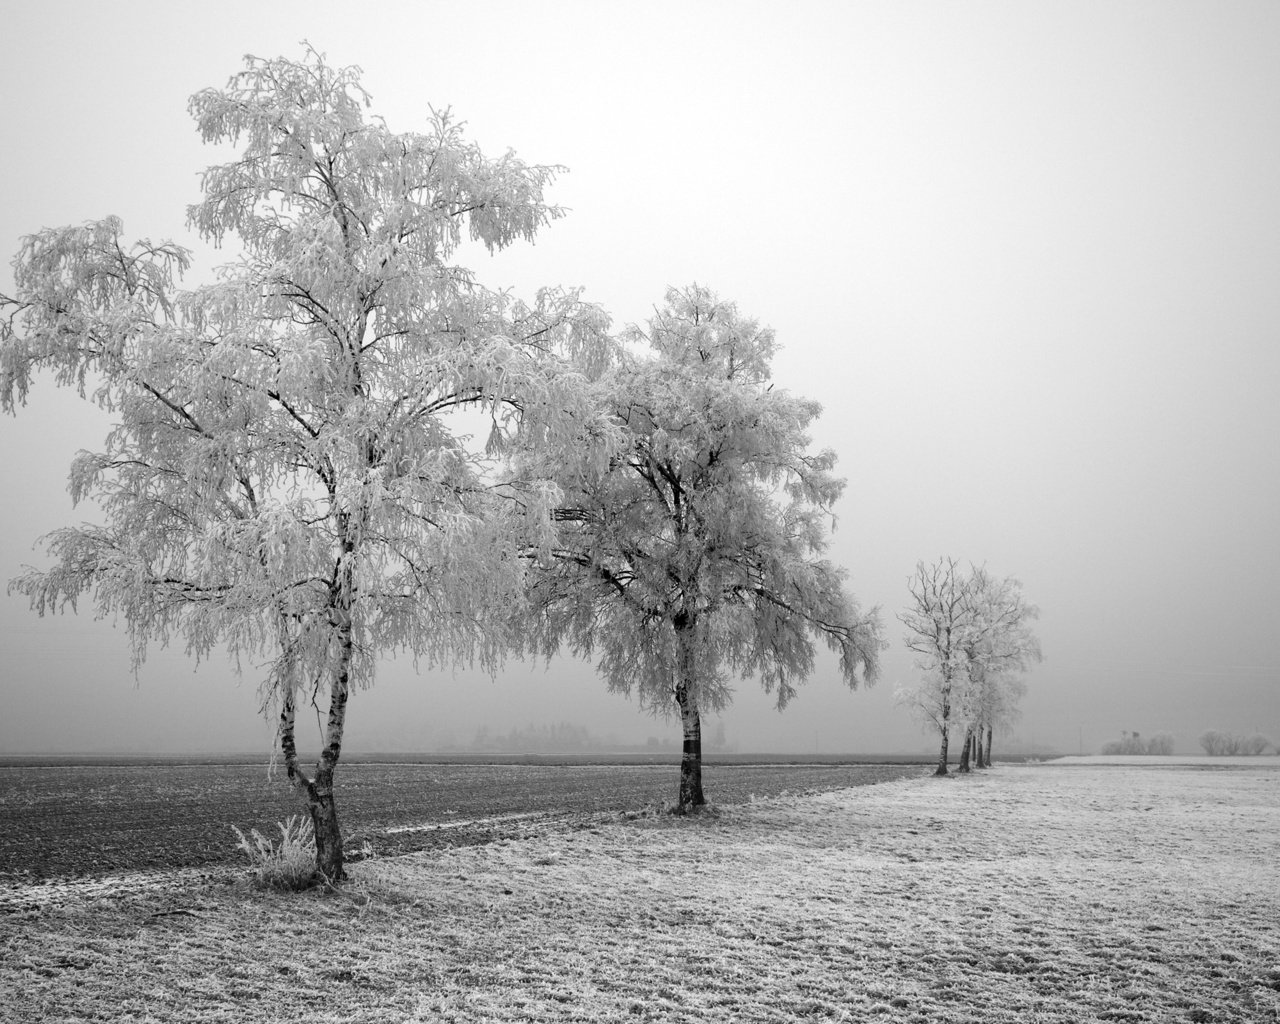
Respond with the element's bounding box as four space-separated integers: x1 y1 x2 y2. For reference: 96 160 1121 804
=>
1 48 1037 883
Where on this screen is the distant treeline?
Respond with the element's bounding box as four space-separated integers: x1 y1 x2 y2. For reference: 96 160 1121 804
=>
1098 729 1275 756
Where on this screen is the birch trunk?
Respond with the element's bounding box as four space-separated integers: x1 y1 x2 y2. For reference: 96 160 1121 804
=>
675 681 704 811
276 577 355 883
673 615 705 812
278 681 348 884
958 727 974 773
311 655 349 882
935 683 952 776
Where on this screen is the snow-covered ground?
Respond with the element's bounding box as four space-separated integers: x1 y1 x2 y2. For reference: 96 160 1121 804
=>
4 763 1277 1023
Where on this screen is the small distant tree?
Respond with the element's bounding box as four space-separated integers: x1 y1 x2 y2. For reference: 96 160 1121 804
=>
0 48 609 881
524 286 883 811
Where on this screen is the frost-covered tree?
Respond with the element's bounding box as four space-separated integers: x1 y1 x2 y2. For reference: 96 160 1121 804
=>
0 48 608 881
897 557 977 776
523 286 883 811
955 568 1040 771
896 559 1039 774
968 671 1028 768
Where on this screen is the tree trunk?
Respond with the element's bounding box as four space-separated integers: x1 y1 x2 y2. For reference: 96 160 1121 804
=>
307 765 344 883
672 614 705 812
277 604 353 884
675 680 704 811
279 686 346 884
935 687 952 776
974 726 986 769
935 725 950 776
985 724 994 767
958 728 973 773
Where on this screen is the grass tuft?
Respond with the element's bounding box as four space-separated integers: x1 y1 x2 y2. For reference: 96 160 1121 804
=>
230 815 317 891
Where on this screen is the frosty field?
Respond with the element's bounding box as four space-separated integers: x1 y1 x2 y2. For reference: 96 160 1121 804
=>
3 762 1278 1023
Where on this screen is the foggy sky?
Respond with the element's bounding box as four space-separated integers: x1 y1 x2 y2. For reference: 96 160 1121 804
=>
2 1 1278 756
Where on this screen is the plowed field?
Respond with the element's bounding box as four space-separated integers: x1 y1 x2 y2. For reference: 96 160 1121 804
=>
0 760 928 879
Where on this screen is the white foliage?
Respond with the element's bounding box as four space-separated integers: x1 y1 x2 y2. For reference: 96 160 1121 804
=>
524 285 883 721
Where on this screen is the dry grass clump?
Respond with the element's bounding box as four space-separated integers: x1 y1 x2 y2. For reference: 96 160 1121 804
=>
230 815 317 891
3 764 1278 1023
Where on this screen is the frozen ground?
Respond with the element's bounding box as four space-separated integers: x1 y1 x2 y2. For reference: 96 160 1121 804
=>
3 763 1277 1023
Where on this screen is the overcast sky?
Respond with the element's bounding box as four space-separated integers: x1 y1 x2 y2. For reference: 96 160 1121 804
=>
2 1 1277 757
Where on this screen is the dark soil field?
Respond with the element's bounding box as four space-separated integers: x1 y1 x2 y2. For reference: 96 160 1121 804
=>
0 759 929 880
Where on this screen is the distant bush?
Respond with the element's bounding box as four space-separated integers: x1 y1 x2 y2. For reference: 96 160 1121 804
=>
1145 732 1175 755
1099 731 1174 755
232 815 317 890
1199 730 1275 756
1100 734 1145 756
